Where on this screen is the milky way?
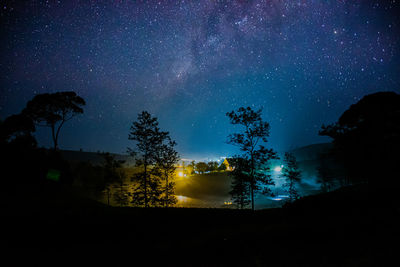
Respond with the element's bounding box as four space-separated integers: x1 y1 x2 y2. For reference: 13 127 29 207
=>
1 0 399 159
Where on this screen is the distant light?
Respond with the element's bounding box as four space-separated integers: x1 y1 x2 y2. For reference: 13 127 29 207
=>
178 172 183 177
177 195 188 202
46 169 60 182
274 166 282 172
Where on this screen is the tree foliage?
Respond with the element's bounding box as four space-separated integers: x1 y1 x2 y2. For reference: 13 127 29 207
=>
153 138 180 207
226 107 278 210
0 113 36 148
128 111 178 208
195 162 208 174
0 94 86 188
72 161 105 198
101 152 125 206
0 112 41 187
319 91 400 188
218 162 227 171
228 156 251 209
188 160 196 174
112 168 130 207
23 91 85 150
207 161 219 172
315 150 344 192
281 152 301 203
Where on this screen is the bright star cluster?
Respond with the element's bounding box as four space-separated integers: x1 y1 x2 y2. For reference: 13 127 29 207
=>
1 0 399 159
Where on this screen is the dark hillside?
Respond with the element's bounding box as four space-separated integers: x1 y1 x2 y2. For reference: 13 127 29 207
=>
290 142 333 161
3 182 389 266
59 149 135 166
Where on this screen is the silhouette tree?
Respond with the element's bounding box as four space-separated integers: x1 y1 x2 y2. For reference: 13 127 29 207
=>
0 113 36 148
319 91 400 190
112 168 129 207
23 91 85 150
181 161 186 176
188 160 196 174
315 150 342 192
195 162 208 174
1 113 39 187
207 161 219 172
281 152 301 203
317 165 332 193
153 138 180 207
218 162 227 171
128 111 168 207
226 107 278 211
101 152 125 206
229 156 251 209
73 161 105 199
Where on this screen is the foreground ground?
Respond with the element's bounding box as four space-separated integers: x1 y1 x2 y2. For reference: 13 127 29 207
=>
2 183 397 266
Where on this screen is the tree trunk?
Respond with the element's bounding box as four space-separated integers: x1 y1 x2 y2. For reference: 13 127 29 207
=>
107 188 110 206
54 120 64 151
250 153 255 211
120 182 123 207
251 181 255 211
51 124 58 151
165 171 169 208
144 156 148 208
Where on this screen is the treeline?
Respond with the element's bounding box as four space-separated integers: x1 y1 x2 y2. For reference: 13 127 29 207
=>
2 91 399 209
184 160 226 175
217 91 400 210
225 107 303 210
1 92 85 191
0 92 181 208
317 91 400 206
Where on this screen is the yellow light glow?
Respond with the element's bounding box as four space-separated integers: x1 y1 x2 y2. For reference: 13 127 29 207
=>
177 195 187 202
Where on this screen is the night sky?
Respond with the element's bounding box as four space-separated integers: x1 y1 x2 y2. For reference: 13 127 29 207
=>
1 0 399 160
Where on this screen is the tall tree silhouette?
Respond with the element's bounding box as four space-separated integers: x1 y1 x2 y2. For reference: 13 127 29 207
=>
112 168 129 207
101 152 124 206
229 156 251 209
319 91 400 189
128 111 168 207
226 107 278 211
1 113 39 187
281 152 301 203
0 113 36 148
316 150 341 192
153 138 180 207
317 164 332 193
23 91 85 150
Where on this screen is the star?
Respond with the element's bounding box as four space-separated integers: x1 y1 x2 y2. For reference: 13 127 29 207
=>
0 0 398 158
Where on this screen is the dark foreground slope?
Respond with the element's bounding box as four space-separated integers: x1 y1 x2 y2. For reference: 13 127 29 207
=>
2 183 396 266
